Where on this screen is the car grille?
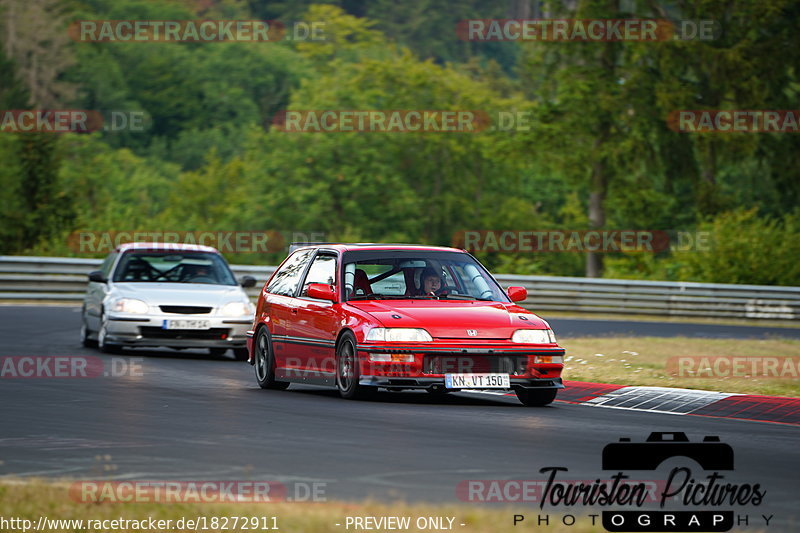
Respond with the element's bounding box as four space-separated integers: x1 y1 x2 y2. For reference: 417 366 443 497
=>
140 327 229 340
423 354 528 375
159 305 212 314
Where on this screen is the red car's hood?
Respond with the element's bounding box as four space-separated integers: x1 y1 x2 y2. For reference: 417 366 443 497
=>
346 299 549 340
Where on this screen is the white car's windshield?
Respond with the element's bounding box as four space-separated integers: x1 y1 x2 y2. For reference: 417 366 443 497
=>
342 250 508 302
112 252 237 286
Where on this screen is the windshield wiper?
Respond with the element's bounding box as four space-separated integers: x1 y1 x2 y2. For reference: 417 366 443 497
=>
384 295 435 299
439 294 494 301
348 294 435 301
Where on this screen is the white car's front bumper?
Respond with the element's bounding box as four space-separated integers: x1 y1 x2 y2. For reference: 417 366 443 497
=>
104 312 252 349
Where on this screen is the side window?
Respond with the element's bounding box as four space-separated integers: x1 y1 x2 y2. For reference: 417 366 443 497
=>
266 249 313 297
101 253 118 278
301 254 337 297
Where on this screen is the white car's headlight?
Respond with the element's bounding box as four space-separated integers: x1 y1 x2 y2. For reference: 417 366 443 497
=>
511 329 557 344
111 298 149 314
365 328 433 342
219 301 254 317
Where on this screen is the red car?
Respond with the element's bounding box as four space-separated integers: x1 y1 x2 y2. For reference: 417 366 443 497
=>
247 244 564 406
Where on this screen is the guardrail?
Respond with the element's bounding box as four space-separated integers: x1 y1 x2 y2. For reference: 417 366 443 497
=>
0 256 797 320
0 256 275 302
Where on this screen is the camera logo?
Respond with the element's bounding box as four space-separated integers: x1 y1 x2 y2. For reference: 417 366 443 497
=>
602 432 734 471
599 432 766 532
465 431 771 532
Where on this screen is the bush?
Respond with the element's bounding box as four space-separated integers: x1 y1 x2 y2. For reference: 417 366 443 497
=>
674 209 800 286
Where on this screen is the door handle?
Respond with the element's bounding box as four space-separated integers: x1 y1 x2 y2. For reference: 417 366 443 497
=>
291 308 298 314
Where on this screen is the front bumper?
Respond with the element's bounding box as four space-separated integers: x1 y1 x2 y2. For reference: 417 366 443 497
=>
356 342 565 390
359 376 564 391
104 313 251 349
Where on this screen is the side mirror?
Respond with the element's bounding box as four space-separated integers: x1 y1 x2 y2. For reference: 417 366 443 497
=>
507 286 527 302
88 270 107 283
307 283 337 302
240 275 257 288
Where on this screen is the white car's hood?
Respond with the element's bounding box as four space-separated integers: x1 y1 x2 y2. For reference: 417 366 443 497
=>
110 282 247 309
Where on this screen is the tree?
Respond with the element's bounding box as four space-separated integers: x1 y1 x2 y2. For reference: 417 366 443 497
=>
0 0 76 251
675 209 800 286
0 0 75 107
518 0 638 277
0 48 29 253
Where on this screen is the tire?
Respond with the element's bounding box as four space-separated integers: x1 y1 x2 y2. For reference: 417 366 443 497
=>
97 310 123 354
209 348 228 357
80 314 97 348
335 332 373 400
254 329 289 390
515 388 557 407
232 348 249 361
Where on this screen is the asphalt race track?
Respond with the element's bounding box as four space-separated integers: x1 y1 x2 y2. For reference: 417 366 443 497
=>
1 306 798 530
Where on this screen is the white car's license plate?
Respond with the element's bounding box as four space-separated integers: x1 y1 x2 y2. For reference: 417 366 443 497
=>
445 373 510 389
162 319 211 330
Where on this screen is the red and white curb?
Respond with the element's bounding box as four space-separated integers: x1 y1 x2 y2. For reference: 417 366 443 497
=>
556 381 800 425
581 386 736 414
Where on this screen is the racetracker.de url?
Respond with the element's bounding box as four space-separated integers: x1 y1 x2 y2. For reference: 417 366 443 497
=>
0 515 279 532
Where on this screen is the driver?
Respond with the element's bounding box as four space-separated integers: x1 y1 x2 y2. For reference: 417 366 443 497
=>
418 267 442 296
184 264 214 282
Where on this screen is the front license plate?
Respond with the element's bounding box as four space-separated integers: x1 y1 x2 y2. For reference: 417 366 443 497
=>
445 373 510 389
162 319 211 330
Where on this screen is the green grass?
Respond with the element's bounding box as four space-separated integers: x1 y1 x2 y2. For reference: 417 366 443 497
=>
560 336 800 397
542 311 800 329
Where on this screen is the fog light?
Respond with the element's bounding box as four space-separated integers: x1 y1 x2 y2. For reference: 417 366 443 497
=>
369 353 414 362
533 355 563 364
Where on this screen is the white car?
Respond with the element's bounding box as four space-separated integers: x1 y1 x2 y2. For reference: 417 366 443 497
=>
81 242 256 360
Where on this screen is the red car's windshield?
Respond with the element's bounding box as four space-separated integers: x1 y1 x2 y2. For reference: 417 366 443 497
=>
341 250 509 302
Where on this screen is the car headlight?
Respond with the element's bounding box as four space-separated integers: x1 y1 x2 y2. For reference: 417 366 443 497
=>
219 301 254 317
365 328 433 342
511 329 557 344
111 298 149 314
